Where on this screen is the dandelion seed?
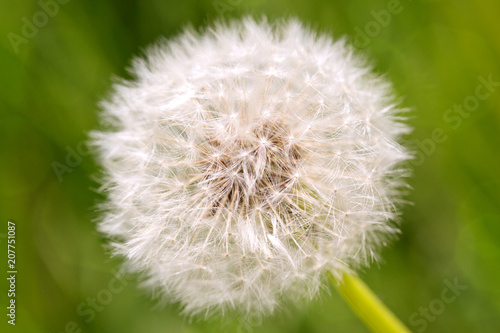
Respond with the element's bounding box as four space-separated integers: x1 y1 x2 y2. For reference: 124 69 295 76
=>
91 17 411 320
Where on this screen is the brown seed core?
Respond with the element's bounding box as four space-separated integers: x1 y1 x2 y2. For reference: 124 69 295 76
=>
196 120 302 216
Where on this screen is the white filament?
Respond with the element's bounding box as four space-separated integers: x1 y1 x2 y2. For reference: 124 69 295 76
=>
92 17 411 317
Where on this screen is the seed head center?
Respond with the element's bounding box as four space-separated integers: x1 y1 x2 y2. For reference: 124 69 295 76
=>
197 119 302 215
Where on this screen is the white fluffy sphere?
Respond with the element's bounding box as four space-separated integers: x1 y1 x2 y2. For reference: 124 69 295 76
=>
92 17 410 317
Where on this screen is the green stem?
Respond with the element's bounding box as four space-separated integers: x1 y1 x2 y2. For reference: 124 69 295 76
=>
330 272 411 333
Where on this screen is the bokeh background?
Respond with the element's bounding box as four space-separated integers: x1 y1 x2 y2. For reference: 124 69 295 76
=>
1 0 500 332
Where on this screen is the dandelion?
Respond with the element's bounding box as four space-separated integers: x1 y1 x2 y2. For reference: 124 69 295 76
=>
92 17 411 331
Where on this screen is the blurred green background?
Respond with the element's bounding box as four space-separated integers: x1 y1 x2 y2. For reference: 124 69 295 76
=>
1 0 499 332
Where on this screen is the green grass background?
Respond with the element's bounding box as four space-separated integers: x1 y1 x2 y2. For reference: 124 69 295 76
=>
1 0 499 332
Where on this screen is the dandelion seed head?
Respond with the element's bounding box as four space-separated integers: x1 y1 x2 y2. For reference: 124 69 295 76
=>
92 17 411 318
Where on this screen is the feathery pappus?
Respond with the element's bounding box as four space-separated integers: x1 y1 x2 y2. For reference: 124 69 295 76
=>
91 17 411 317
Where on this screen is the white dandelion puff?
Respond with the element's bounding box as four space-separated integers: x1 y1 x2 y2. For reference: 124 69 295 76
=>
91 17 411 318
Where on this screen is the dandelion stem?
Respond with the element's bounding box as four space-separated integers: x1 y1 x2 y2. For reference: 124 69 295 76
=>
331 272 411 333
